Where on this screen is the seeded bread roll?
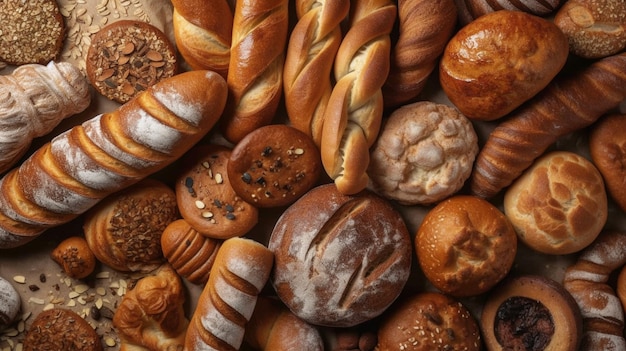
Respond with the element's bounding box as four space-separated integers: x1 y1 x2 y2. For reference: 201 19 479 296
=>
269 184 412 327
23 308 103 351
50 236 96 280
504 151 608 255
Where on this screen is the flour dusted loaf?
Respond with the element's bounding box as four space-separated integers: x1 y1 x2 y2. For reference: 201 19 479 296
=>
269 184 412 327
0 70 228 249
0 275 20 330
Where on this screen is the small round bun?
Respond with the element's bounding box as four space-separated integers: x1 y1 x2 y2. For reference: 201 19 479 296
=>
504 151 608 255
368 101 478 205
269 184 412 327
589 113 626 212
481 275 583 351
176 144 258 239
377 292 481 351
86 20 178 103
228 124 322 208
416 195 517 297
51 236 97 279
0 275 20 330
440 10 569 121
23 308 103 351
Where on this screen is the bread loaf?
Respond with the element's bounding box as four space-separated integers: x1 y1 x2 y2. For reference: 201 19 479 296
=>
321 0 396 195
171 0 233 76
220 0 289 143
470 52 626 199
382 0 457 108
454 0 562 24
283 0 349 146
563 231 626 350
0 70 228 249
184 237 274 351
0 275 20 330
0 61 91 175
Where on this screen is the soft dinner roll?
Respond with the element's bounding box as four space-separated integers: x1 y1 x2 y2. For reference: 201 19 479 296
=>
504 151 607 255
416 195 517 297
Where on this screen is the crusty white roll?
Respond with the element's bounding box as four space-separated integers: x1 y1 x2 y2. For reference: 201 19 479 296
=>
563 231 626 350
321 0 396 195
0 275 20 330
184 237 274 351
0 70 228 249
0 61 91 175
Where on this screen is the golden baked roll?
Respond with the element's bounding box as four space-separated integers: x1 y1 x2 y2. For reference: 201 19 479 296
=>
368 101 478 205
113 264 188 351
416 195 517 297
440 10 569 121
504 151 607 255
83 179 179 273
50 236 96 280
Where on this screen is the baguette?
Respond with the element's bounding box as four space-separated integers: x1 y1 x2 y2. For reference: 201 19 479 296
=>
563 231 626 350
220 0 289 143
321 0 396 195
171 0 233 77
470 52 626 199
184 237 274 351
0 70 228 249
382 0 457 108
0 61 91 175
283 0 349 146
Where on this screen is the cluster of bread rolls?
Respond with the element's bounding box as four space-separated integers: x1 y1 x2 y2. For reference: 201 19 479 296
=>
1 1 626 351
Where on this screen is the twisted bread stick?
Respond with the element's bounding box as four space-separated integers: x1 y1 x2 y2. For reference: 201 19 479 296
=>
470 52 626 199
321 0 396 195
563 231 626 350
283 0 349 146
454 0 562 24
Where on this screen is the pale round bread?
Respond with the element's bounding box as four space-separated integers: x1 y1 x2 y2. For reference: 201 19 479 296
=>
0 276 20 330
504 151 608 255
368 101 478 205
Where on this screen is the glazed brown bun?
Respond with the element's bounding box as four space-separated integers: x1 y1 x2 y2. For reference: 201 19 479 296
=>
589 113 626 212
377 292 481 351
504 151 607 255
268 184 412 327
439 10 569 121
23 308 103 351
481 275 583 351
416 195 517 297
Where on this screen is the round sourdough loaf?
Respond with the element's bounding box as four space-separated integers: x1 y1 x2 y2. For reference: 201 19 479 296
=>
268 184 412 327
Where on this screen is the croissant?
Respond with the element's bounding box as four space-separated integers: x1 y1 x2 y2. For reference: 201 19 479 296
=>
470 52 626 199
0 61 91 175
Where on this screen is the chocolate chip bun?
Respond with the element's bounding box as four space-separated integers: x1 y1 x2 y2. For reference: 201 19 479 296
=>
416 195 517 297
23 308 103 351
368 101 478 205
176 144 258 239
504 151 608 255
268 184 412 327
227 124 322 208
377 292 481 351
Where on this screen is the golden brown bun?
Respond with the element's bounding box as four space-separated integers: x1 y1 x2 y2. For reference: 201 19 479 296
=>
481 275 583 351
589 113 626 212
0 70 228 249
440 10 569 121
321 0 396 195
554 0 626 59
563 231 626 350
377 292 481 351
453 0 563 25
368 101 478 205
416 195 517 297
161 219 222 285
113 264 188 351
50 236 96 279
268 184 412 327
184 237 274 351
227 124 322 208
23 308 103 351
0 62 91 175
382 0 457 108
504 151 607 255
176 144 258 238
244 296 324 351
86 20 178 104
283 0 348 146
220 0 289 143
83 179 178 273
171 0 232 76
470 52 626 199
